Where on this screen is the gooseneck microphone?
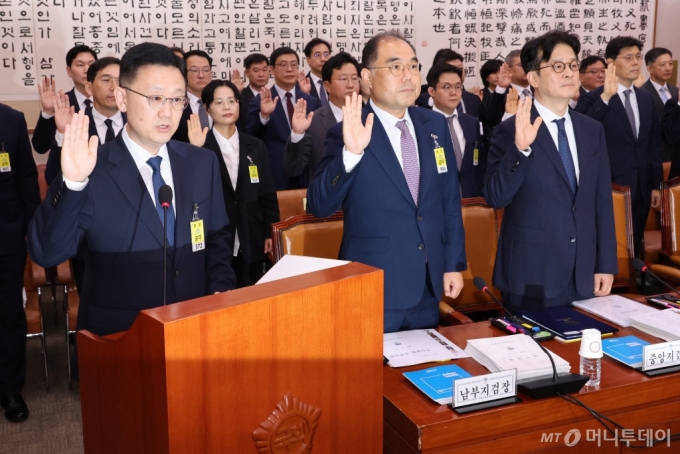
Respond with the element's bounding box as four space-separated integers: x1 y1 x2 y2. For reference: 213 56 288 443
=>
473 277 590 398
159 185 173 306
632 258 680 297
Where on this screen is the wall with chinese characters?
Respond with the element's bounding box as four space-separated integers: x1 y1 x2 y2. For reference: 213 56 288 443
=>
0 0 660 101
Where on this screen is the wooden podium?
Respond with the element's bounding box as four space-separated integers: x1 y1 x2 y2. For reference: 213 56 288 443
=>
77 263 384 454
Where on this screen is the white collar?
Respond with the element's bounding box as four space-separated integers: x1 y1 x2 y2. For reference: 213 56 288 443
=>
309 72 323 87
122 125 170 169
431 105 457 118
91 107 123 128
512 83 532 95
73 88 92 110
617 83 636 97
649 79 668 93
273 84 295 101
533 98 571 125
369 99 412 131
213 127 239 152
328 101 343 122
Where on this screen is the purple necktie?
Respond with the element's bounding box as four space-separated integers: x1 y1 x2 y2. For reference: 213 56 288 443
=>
396 120 420 206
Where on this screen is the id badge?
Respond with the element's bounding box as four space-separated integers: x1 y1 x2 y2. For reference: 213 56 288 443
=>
434 147 448 174
0 152 10 173
249 165 259 183
190 203 205 252
473 146 479 166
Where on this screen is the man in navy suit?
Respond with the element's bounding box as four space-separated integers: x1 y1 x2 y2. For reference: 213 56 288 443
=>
28 43 235 366
426 63 484 198
246 47 320 190
575 36 662 256
237 53 270 132
303 38 332 106
642 48 678 162
485 30 617 311
172 50 214 143
32 45 97 156
308 31 466 333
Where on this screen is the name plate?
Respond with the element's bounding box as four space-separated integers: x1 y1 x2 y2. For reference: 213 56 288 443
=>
642 341 680 371
452 369 517 408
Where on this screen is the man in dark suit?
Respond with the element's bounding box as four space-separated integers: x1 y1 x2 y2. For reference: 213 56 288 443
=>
0 104 40 423
570 56 607 109
426 63 484 198
308 31 466 333
172 50 214 143
32 45 97 156
662 96 680 179
283 52 361 182
28 44 236 376
485 31 617 311
303 38 332 106
641 48 678 162
575 36 662 256
246 46 320 190
237 53 270 131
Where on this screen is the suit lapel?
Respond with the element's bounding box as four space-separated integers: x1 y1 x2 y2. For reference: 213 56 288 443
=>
531 107 573 192
571 113 589 196
644 80 664 111
205 130 235 198
168 141 194 261
635 87 651 143
320 104 337 130
610 93 636 141
67 89 80 113
271 87 290 130
87 110 99 141
307 72 319 99
235 133 250 194
409 107 436 201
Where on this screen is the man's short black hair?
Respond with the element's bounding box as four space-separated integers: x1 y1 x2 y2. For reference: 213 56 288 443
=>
201 79 240 110
645 47 672 66
244 53 269 69
432 49 464 66
579 56 607 74
86 57 120 83
605 36 643 61
426 63 463 89
362 30 417 69
183 49 213 68
303 38 332 58
270 47 300 66
479 59 503 88
119 42 186 88
521 30 581 73
321 52 360 82
66 45 98 67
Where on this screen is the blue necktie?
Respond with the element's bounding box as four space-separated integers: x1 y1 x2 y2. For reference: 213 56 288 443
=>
147 156 175 248
660 86 669 103
553 118 577 194
623 89 637 140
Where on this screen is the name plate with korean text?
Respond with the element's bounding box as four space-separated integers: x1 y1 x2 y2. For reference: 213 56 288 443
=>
453 369 517 408
642 341 680 372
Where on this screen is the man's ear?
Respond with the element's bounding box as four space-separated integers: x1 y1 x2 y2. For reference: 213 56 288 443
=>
114 86 127 113
84 82 94 98
361 68 373 90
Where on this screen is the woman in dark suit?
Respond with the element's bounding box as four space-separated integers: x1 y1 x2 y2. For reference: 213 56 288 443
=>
188 80 279 287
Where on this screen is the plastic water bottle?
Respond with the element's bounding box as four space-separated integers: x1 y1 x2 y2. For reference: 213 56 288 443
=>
579 329 603 386
579 355 601 386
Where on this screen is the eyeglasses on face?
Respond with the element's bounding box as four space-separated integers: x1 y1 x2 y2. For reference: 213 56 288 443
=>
537 60 581 73
312 51 331 59
367 62 421 77
584 69 606 76
274 62 299 70
187 68 211 75
211 98 238 107
332 76 361 84
437 83 463 92
617 53 643 63
122 86 189 111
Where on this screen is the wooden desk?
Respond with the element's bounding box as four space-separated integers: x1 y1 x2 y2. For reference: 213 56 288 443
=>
384 322 680 453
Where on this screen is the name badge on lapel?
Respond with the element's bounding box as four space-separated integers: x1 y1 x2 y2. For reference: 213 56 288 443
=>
431 134 448 174
247 156 259 183
0 143 10 173
473 142 479 166
190 203 205 252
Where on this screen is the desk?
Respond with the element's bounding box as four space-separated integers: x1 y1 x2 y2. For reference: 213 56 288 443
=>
384 321 680 453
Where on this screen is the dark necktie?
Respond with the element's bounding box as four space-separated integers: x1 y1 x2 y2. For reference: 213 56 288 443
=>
553 118 577 194
318 80 328 106
395 120 420 206
446 115 463 171
285 92 294 127
197 100 210 129
522 88 533 99
623 89 637 140
84 99 92 114
147 156 175 248
104 119 115 143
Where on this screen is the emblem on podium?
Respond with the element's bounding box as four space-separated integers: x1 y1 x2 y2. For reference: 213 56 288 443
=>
252 393 322 453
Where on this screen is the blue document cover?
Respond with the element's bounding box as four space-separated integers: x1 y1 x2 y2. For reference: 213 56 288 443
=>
602 336 650 368
403 364 472 405
518 306 618 340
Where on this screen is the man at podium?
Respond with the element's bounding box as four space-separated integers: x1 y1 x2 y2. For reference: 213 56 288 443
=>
308 31 467 333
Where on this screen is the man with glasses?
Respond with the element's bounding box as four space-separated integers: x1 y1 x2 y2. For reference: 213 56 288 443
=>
303 38 332 106
308 31 466 333
246 46 320 190
576 36 662 257
283 52 360 182
578 56 607 95
485 30 617 311
641 48 678 162
28 43 236 379
172 50 214 143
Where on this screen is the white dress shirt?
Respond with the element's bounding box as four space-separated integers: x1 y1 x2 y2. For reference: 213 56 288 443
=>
432 105 466 156
533 99 580 183
309 72 326 100
54 107 124 147
187 91 213 128
42 88 93 120
260 84 295 125
650 79 671 103
213 127 240 256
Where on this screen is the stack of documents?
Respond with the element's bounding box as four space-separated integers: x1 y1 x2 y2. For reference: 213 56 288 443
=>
403 364 472 405
572 295 659 327
465 334 571 383
629 308 680 341
383 329 469 368
602 336 650 368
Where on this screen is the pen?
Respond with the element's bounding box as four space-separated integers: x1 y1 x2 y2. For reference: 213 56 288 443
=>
491 318 517 334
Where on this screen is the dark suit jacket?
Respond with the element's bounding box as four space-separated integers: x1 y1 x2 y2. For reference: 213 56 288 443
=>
237 85 257 132
456 111 484 198
282 102 338 181
641 80 679 162
28 135 236 336
415 87 481 119
306 71 326 104
203 130 279 264
0 104 40 256
171 105 192 143
484 107 618 299
32 88 80 155
246 87 320 190
575 85 663 206
308 104 467 328
662 96 680 179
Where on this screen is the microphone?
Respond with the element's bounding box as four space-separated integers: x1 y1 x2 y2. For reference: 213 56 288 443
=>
632 258 680 297
159 184 173 306
473 277 589 399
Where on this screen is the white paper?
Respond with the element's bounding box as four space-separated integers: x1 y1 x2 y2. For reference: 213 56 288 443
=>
256 254 350 285
572 295 659 327
384 329 469 368
630 308 680 342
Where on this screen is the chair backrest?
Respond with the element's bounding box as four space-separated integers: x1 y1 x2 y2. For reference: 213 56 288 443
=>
444 198 503 312
24 258 43 335
660 177 680 256
276 189 308 222
271 213 344 263
611 184 636 292
36 164 48 201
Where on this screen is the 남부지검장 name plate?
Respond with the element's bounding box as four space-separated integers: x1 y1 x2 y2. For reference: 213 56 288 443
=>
452 369 520 413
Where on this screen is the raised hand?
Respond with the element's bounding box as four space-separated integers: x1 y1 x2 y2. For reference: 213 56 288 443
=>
297 70 311 94
259 87 279 120
231 69 244 92
61 111 99 182
38 76 57 115
633 70 646 88
342 92 373 155
54 91 74 134
514 97 542 151
497 63 512 88
601 65 618 103
187 113 209 147
505 87 519 115
291 99 314 134
469 85 483 100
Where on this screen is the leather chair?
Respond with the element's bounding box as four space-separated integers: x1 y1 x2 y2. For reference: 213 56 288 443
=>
611 184 637 293
276 189 308 222
271 213 344 263
650 177 680 285
642 162 672 264
25 258 49 390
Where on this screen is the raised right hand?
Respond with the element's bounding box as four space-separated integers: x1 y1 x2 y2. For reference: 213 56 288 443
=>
291 98 314 134
61 111 99 182
497 63 512 88
342 92 373 155
38 76 57 115
54 91 74 134
514 97 542 151
601 64 618 103
259 87 278 120
187 113 209 147
505 87 518 115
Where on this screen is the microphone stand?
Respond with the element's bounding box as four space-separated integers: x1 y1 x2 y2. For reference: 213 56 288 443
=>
163 207 168 306
633 258 680 297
